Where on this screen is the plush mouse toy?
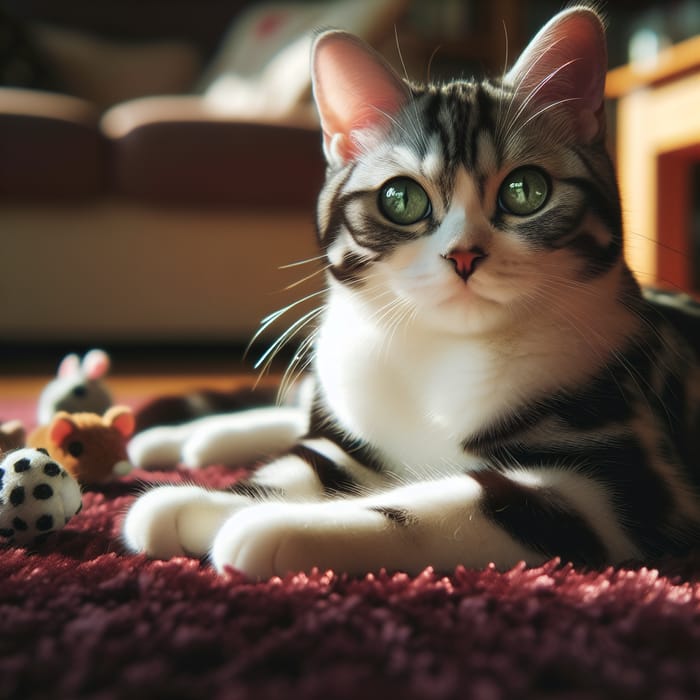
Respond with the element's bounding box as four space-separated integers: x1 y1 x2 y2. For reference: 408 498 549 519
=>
28 406 135 484
0 447 82 546
37 349 113 425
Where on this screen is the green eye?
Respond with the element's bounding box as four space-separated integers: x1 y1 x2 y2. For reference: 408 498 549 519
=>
498 167 549 216
378 177 431 225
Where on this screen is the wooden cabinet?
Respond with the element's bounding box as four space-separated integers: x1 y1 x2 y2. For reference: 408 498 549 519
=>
606 35 700 292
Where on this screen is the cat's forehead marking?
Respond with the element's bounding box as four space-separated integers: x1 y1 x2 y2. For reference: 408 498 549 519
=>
475 130 498 174
392 144 423 172
420 134 444 182
450 168 481 210
348 143 425 190
435 169 492 253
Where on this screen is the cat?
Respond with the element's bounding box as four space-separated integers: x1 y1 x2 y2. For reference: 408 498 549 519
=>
123 5 700 579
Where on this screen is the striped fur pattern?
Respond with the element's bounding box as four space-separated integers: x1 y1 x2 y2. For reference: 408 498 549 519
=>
124 7 700 578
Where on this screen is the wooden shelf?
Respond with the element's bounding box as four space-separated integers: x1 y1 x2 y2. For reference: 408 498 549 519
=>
606 34 700 292
606 34 700 98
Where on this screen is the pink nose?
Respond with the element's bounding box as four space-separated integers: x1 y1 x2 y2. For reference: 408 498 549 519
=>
444 247 487 281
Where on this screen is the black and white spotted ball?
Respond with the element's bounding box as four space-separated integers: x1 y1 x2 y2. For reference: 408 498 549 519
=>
0 448 82 545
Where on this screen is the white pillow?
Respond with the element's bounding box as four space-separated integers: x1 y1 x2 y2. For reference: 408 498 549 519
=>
199 0 407 121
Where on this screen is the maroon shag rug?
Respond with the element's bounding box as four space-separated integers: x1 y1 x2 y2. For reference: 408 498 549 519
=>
3 396 700 699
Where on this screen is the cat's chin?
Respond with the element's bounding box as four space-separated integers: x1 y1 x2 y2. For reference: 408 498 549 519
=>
416 291 511 338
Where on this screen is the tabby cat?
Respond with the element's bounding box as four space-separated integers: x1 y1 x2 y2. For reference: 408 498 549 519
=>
124 6 700 578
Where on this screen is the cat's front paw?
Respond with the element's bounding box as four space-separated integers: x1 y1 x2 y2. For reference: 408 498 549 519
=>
210 502 385 579
210 504 307 578
123 485 244 559
128 425 192 469
181 408 307 468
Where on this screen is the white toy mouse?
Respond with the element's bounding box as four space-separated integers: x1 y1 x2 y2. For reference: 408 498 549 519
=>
37 349 113 425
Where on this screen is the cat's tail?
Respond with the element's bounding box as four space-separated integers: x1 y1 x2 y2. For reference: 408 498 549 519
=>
134 381 280 434
129 376 313 470
128 405 309 470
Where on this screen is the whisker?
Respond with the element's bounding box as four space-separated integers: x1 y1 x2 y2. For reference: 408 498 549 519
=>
494 19 510 139
393 25 411 83
256 289 326 332
506 96 580 148
253 308 325 392
500 20 510 81
284 263 331 291
278 328 319 405
497 36 567 143
254 306 325 373
426 45 442 84
625 229 690 258
507 58 580 134
279 255 327 269
245 289 327 360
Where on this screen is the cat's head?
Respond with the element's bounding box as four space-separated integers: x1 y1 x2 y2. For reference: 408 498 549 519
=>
311 6 626 338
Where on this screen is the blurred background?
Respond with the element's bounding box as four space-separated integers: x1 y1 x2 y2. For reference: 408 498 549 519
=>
0 0 698 367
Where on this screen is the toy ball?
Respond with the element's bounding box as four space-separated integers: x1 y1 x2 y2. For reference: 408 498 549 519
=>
0 448 82 546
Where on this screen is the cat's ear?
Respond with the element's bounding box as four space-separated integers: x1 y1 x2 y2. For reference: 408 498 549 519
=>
504 7 607 143
311 30 409 165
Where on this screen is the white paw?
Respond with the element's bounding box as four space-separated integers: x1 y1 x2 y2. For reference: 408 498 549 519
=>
181 408 307 468
210 502 386 579
210 503 304 578
128 425 193 469
123 485 245 559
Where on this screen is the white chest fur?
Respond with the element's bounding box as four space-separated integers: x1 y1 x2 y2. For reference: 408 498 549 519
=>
314 269 639 479
316 289 537 475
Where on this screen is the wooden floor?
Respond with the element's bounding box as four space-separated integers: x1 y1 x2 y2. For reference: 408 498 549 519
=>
0 371 258 400
0 345 280 403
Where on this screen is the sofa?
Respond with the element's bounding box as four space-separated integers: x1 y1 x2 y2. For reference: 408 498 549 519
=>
0 0 406 346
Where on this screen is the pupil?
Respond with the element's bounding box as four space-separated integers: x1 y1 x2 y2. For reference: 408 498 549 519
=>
509 180 526 204
390 185 407 213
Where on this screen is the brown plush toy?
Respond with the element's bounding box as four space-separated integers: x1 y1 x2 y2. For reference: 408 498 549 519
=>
28 406 135 484
0 420 26 454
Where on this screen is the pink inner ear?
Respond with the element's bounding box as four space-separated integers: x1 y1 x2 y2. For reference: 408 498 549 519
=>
57 354 80 379
312 31 409 162
82 349 110 380
505 8 607 141
49 415 75 445
107 408 135 439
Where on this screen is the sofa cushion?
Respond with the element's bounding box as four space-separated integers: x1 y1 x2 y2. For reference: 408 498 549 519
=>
0 88 103 197
102 96 324 207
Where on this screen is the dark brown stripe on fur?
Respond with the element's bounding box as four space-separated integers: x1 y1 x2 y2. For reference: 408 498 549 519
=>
463 401 555 455
471 469 608 566
368 506 415 527
229 481 283 500
307 399 385 473
329 252 370 286
290 444 358 495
